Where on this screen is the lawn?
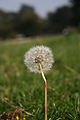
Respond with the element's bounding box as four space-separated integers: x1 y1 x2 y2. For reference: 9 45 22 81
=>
0 34 80 120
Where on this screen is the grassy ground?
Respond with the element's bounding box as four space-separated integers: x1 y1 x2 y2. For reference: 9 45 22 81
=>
0 34 80 120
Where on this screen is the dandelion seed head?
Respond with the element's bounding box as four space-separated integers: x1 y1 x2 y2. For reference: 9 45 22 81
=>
24 45 54 73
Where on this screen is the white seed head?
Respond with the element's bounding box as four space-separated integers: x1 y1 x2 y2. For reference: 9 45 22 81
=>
24 45 54 73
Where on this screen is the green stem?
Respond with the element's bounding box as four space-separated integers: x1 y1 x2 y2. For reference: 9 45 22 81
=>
39 64 47 120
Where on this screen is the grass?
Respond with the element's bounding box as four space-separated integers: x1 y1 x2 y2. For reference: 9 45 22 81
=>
0 34 80 120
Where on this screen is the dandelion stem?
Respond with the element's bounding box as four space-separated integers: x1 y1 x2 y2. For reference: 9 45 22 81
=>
39 64 47 120
45 80 47 120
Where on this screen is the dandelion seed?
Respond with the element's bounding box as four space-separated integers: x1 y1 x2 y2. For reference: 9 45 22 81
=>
24 45 54 73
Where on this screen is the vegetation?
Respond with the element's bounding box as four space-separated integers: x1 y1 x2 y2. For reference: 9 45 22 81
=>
0 0 80 39
71 0 80 26
0 34 80 119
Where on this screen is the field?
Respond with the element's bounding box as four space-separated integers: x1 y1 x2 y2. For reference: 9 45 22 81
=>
0 34 80 120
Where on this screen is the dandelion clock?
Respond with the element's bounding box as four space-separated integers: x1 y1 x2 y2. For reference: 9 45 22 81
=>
24 45 54 120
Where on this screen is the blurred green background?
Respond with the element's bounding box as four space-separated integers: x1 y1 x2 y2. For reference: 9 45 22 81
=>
0 34 80 119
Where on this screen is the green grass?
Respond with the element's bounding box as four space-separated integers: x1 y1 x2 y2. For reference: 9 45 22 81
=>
0 34 80 120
